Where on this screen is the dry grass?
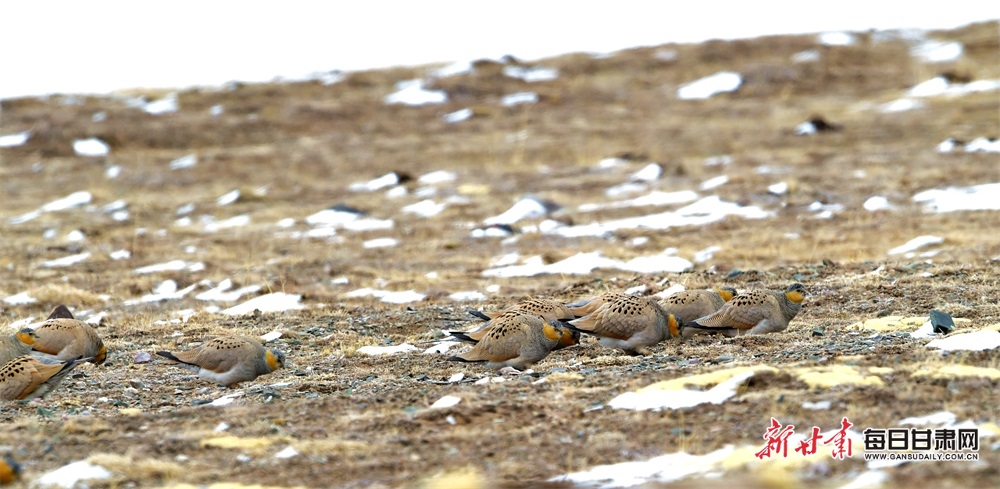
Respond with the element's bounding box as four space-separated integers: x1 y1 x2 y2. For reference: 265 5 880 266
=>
0 20 999 489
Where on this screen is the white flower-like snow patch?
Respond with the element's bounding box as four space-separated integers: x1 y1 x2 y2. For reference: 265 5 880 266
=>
216 189 241 206
384 79 447 105
597 157 627 169
170 154 197 170
699 175 728 190
449 291 486 301
550 445 737 488
357 344 419 355
927 330 1000 352
40 252 91 268
909 77 1000 98
0 130 30 147
430 395 462 409
630 163 662 182
502 65 558 82
880 98 924 113
418 170 457 184
144 93 178 114
403 199 446 217
677 71 741 100
911 40 963 63
808 201 844 219
105 165 121 178
134 259 204 274
260 331 282 342
500 92 539 106
66 230 85 242
73 138 109 157
209 392 243 406
608 370 755 411
195 279 263 302
443 108 473 123
221 292 304 315
350 172 400 192
818 31 856 46
887 235 943 256
4 291 37 305
210 104 224 116
484 197 554 225
345 288 425 304
863 196 893 211
802 400 833 410
306 208 364 226
363 237 399 249
37 460 112 488
913 183 1000 212
703 155 732 167
579 190 699 212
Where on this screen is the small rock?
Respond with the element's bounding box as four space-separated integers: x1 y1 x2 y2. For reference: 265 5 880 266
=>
134 351 153 364
929 310 955 334
726 269 744 278
191 399 212 406
812 327 825 337
715 355 734 363
129 380 146 389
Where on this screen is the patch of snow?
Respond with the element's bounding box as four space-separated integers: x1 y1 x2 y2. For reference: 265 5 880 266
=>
926 329 1000 352
802 400 832 410
216 189 241 206
551 445 736 488
423 341 461 354
630 163 662 182
384 79 447 105
880 98 924 113
768 182 789 195
608 371 754 411
260 331 282 342
402 199 446 217
502 65 558 82
795 121 818 135
37 460 112 489
144 93 178 114
580 190 699 212
911 40 963 62
274 446 299 459
703 155 732 166
443 108 473 123
170 154 197 170
40 252 91 268
419 170 457 184
449 291 486 301
900 411 956 426
92 111 106 122
210 104 224 116
863 196 893 211
4 291 37 305
134 259 204 274
203 214 251 232
887 235 943 255
357 344 419 355
66 230 85 242
483 250 692 277
501 92 539 106
913 182 1000 212
484 197 552 225
699 175 728 190
124 280 199 305
110 249 131 260
195 279 262 302
105 165 121 178
818 31 856 46
363 237 398 249
43 191 93 212
350 172 400 192
791 49 820 63
430 395 462 409
209 392 243 406
0 131 30 147
693 245 722 264
430 60 473 78
73 138 109 157
677 71 741 100
221 292 304 315
964 137 1000 153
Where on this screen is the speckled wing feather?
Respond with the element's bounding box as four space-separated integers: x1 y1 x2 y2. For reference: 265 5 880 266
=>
453 311 537 363
0 335 34 367
566 292 628 318
569 295 658 340
28 318 107 365
659 288 735 323
689 290 778 330
0 355 86 401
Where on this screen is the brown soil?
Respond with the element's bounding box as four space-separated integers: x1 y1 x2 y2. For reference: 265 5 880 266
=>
1 21 998 489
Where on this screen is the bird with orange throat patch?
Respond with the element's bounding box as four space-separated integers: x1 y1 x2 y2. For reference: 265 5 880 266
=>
1 455 22 484
156 335 285 387
448 309 578 370
454 298 575 344
682 283 806 338
22 305 107 365
562 294 679 355
658 286 737 323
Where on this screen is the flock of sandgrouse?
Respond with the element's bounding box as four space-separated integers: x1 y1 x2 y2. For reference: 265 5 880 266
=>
0 283 806 402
